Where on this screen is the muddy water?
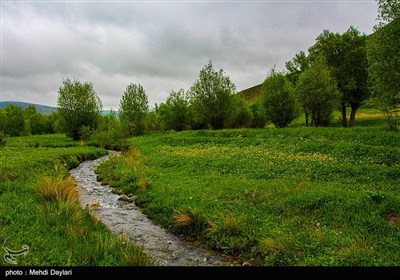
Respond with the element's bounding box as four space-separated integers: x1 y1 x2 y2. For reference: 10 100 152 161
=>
70 152 237 266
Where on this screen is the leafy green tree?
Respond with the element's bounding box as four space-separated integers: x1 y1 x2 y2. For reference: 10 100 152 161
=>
159 89 192 131
4 104 26 136
376 0 400 26
262 70 300 128
285 51 311 125
190 61 236 129
0 132 5 147
0 109 6 133
29 113 49 135
295 58 340 127
47 111 65 133
227 96 253 128
368 17 400 130
98 110 120 132
249 102 267 128
309 26 369 127
144 108 164 131
57 78 102 140
24 105 36 118
285 51 310 85
119 83 149 135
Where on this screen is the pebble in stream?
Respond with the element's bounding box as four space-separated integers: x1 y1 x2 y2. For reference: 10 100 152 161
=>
70 152 238 266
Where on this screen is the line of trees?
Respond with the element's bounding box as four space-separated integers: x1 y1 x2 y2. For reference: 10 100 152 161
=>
0 104 64 137
271 0 399 130
1 0 398 143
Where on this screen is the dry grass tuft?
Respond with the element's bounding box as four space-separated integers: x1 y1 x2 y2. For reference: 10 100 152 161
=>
138 177 150 191
173 212 194 227
127 148 140 159
37 175 78 202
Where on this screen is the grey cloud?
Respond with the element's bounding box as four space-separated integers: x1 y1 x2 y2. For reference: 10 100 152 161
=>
2 1 378 109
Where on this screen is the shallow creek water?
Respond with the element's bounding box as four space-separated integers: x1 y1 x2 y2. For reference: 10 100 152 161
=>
69 152 238 266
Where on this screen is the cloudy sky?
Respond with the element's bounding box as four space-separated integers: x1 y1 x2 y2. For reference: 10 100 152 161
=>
2 0 378 110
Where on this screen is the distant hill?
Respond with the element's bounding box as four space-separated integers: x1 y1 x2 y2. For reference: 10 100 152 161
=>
0 101 58 115
237 84 263 104
101 110 119 116
0 101 116 115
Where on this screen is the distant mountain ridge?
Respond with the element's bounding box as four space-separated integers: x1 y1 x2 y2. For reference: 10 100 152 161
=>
0 101 57 114
0 101 115 115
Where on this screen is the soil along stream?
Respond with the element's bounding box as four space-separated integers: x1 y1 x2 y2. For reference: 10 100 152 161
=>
70 152 236 266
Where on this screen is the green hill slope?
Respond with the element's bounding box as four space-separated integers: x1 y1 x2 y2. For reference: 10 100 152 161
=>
237 84 263 103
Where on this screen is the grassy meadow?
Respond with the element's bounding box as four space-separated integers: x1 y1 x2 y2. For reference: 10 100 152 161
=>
0 134 151 266
96 110 400 266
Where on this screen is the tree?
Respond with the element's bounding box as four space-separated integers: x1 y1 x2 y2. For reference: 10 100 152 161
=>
295 58 340 127
249 102 267 128
119 83 149 135
285 51 310 85
57 78 102 140
4 105 26 136
24 105 37 118
159 89 192 131
144 108 164 131
262 70 300 128
285 51 311 125
309 27 369 127
190 61 236 129
0 109 6 133
47 111 65 134
376 0 400 26
29 113 49 135
368 18 400 130
227 96 253 128
98 110 120 132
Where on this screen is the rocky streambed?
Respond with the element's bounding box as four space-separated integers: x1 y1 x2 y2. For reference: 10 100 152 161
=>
70 152 238 266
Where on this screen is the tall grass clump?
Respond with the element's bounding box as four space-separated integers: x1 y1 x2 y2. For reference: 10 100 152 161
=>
37 164 78 202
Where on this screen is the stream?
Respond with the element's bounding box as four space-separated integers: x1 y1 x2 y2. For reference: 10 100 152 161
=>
69 152 238 266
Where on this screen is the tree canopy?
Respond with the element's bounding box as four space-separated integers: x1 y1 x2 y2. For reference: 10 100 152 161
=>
119 83 149 135
57 78 102 140
308 26 369 127
190 61 236 129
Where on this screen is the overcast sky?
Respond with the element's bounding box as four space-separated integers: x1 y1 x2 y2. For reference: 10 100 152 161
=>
1 0 378 110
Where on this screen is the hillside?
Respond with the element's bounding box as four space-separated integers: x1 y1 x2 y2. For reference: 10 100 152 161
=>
0 101 57 114
237 84 263 103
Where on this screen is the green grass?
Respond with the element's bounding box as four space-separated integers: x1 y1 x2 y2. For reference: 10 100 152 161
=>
97 122 400 266
0 134 152 266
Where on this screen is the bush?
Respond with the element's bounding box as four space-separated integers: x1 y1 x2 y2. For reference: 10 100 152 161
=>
0 133 5 147
227 96 253 128
90 128 129 151
249 103 267 128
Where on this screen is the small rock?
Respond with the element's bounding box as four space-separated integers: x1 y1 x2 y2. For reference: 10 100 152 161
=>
242 262 251 266
118 195 134 202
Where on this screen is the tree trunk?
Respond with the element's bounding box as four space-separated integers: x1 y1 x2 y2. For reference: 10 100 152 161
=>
341 102 347 127
349 105 357 127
